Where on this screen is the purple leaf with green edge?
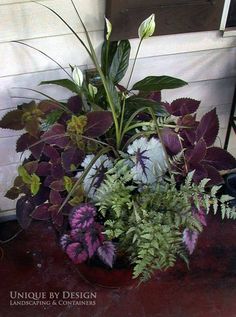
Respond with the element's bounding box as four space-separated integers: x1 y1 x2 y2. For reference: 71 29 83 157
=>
24 161 39 174
84 111 113 138
49 205 64 227
85 223 104 258
166 98 200 116
49 179 65 191
186 139 207 165
67 95 83 114
183 229 199 254
16 133 44 159
161 128 181 155
38 100 60 114
191 164 208 184
61 147 85 172
196 108 219 146
60 234 71 251
69 203 96 229
16 196 34 229
203 147 236 170
36 162 52 176
43 145 60 163
51 163 64 179
203 164 224 186
32 203 51 220
66 242 88 264
49 190 62 205
0 109 24 130
97 241 116 268
42 123 70 148
5 186 21 200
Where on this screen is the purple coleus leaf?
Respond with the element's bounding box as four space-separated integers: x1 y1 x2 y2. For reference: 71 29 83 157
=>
49 205 64 227
49 180 65 192
186 138 207 165
191 164 208 184
43 145 60 163
42 123 70 148
84 111 113 138
165 98 200 116
32 203 51 220
183 229 199 254
49 190 62 205
66 242 88 264
196 108 219 146
97 241 116 268
162 128 181 155
16 196 34 229
69 203 96 229
36 162 52 176
203 164 224 186
32 187 50 206
203 147 236 170
61 147 85 172
85 223 104 258
147 91 161 103
16 133 44 159
67 95 83 114
51 162 64 179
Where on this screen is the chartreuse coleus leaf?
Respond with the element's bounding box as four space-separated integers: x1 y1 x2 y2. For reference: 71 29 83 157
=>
18 166 41 195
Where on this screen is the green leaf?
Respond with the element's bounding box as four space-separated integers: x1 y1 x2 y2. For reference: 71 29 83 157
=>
40 79 80 94
109 40 131 84
18 166 32 185
0 109 24 130
126 96 167 116
41 109 64 130
64 176 73 192
101 40 118 76
132 76 187 91
30 173 41 195
106 77 120 114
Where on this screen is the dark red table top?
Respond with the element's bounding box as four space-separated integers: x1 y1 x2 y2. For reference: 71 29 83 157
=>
1 215 236 317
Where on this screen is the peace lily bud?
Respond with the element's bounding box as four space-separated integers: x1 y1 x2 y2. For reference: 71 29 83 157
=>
105 17 112 40
138 14 155 39
88 83 98 99
72 66 84 87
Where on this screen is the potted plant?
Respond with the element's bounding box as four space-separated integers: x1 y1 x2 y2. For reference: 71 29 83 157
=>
1 1 236 287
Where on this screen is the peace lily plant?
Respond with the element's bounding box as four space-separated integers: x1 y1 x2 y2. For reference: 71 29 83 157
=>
1 1 236 282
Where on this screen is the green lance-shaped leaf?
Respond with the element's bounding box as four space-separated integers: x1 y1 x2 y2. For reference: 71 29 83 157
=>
109 40 131 84
132 76 187 92
39 79 80 94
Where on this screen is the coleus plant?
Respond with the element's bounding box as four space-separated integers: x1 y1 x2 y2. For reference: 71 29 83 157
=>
0 1 236 279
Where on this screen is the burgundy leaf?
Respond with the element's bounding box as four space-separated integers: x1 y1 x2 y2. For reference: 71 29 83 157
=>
49 205 64 227
196 108 219 146
50 180 65 192
42 124 70 148
191 164 208 184
97 241 116 268
38 100 60 114
203 147 236 170
67 95 83 114
183 229 199 254
32 187 50 206
16 133 44 159
36 162 52 176
24 161 39 174
147 91 161 103
66 242 88 264
61 147 85 172
0 109 24 130
49 190 62 205
44 176 54 187
69 203 96 229
51 163 64 179
16 196 34 229
32 203 51 220
186 139 207 165
203 164 224 186
84 111 113 138
43 145 60 163
162 128 181 155
166 98 200 116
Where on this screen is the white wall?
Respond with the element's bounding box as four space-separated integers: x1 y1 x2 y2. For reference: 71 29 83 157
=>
0 0 236 213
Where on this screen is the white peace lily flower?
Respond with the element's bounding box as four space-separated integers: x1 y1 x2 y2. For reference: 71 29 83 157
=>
105 17 112 40
127 137 167 184
72 66 83 87
88 83 98 99
76 154 113 199
138 14 155 39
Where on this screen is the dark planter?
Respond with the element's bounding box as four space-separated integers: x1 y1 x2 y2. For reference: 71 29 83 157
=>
76 257 137 289
225 173 236 207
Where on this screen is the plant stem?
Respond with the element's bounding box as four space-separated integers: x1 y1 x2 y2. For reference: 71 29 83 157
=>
126 39 143 90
